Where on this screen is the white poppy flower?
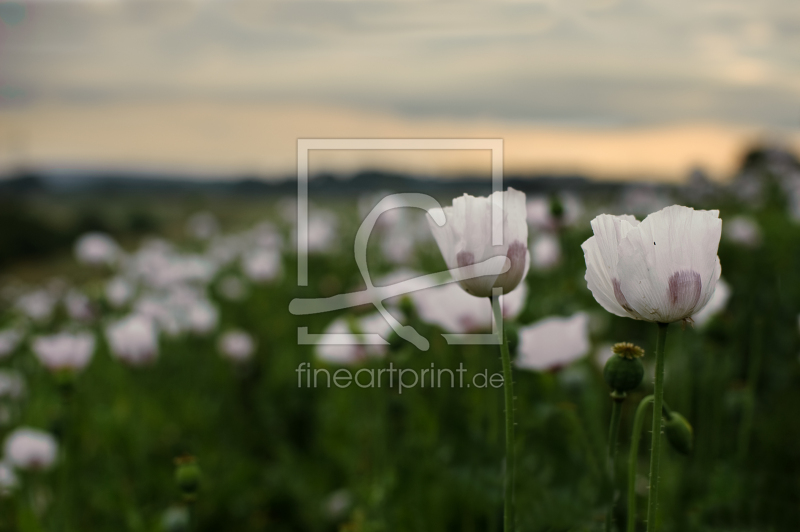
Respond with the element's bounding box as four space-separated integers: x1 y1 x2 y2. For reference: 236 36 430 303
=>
32 332 95 373
15 290 56 323
582 205 722 324
187 300 219 335
74 232 120 266
724 216 761 248
0 329 22 359
106 277 134 308
0 370 25 400
106 314 159 366
218 330 256 363
516 313 590 371
428 189 529 298
64 290 94 321
242 248 282 283
531 233 562 271
693 278 731 327
410 280 527 334
3 428 58 471
315 313 394 365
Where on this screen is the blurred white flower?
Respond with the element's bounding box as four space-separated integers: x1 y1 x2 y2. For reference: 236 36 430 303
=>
0 370 25 401
516 313 590 371
381 228 416 264
106 314 159 366
582 206 722 323
724 216 761 248
306 210 340 254
530 233 562 270
187 300 219 335
315 313 394 365
32 332 95 373
3 428 58 471
186 212 219 241
218 330 256 363
216 275 248 301
64 290 94 321
74 232 120 266
134 296 182 337
693 278 731 327
249 221 283 250
0 329 22 359
242 248 282 283
428 189 529 298
15 290 56 323
106 277 134 308
0 461 18 495
127 243 217 289
410 281 526 334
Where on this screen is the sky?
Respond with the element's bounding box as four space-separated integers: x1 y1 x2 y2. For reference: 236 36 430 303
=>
0 0 799 181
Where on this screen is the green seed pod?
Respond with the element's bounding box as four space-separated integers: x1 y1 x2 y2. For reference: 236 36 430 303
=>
603 354 644 393
175 457 201 500
665 412 693 455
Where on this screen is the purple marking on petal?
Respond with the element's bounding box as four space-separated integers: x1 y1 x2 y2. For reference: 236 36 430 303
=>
494 241 527 291
457 251 475 268
667 270 702 311
612 278 634 313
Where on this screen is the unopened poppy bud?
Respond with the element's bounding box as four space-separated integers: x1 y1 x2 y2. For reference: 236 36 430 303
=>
603 343 644 394
665 412 693 455
174 456 201 501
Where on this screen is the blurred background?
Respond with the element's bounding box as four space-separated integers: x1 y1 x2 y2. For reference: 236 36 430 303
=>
1 1 800 531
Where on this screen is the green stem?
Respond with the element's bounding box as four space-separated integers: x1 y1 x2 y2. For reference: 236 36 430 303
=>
605 399 623 532
491 297 515 532
628 395 654 532
646 323 669 532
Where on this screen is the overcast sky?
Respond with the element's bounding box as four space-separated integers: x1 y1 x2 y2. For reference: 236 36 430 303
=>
0 0 798 180
2 0 798 127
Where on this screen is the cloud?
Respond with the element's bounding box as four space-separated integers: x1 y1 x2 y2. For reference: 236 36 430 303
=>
0 0 798 128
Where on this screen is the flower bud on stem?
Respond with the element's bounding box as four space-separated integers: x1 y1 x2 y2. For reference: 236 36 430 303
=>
604 342 644 532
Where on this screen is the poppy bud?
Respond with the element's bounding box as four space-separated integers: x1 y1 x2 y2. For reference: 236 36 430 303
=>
665 412 693 455
175 456 201 501
603 342 644 393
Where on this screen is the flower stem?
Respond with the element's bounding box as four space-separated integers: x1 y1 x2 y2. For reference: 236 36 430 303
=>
646 323 669 532
627 395 654 532
491 297 515 532
737 317 763 464
605 398 623 532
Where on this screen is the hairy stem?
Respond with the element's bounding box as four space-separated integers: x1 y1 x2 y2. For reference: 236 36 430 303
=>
646 323 669 532
491 297 515 532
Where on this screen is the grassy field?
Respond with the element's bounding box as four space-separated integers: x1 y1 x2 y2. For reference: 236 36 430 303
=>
1 153 800 532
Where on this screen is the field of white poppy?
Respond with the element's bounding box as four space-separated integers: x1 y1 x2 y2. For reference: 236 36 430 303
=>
2 149 800 532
